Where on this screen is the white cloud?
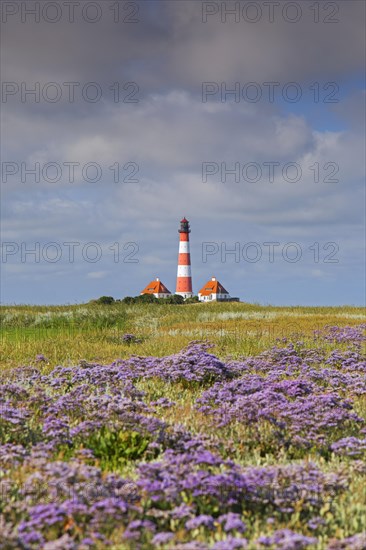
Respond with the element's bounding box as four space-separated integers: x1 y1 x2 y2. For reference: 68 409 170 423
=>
1 1 364 305
87 271 108 279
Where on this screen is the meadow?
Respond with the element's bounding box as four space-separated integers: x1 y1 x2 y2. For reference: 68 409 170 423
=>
0 301 365 549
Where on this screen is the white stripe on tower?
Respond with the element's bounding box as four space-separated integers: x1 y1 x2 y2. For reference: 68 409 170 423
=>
179 241 190 253
177 265 191 278
176 217 193 298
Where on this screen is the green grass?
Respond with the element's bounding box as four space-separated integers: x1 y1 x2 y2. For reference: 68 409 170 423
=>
1 301 365 548
1 301 364 370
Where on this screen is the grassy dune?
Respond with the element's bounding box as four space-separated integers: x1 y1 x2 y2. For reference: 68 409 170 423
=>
1 302 364 370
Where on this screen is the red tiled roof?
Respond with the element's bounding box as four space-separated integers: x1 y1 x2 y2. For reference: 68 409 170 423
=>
141 280 171 295
198 278 229 296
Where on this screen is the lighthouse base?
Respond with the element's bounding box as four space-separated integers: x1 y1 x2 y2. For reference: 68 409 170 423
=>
175 292 194 300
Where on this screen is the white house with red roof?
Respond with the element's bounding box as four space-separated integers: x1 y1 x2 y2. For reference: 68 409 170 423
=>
140 278 171 299
198 276 232 302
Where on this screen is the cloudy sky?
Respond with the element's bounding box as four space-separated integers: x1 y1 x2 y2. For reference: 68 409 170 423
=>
1 0 365 305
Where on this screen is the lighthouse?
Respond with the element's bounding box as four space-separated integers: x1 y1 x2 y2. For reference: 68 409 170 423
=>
176 217 193 299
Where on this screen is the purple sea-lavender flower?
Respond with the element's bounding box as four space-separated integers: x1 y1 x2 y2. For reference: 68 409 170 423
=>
152 532 175 545
212 537 248 549
35 354 48 363
218 513 246 533
257 528 317 549
186 514 215 530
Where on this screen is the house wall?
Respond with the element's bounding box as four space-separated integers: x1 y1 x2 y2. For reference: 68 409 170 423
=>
198 293 230 302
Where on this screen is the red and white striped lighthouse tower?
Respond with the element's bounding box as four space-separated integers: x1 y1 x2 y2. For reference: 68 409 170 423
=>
176 217 193 299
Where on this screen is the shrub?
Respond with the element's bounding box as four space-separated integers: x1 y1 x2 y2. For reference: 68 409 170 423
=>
93 296 115 305
163 294 185 305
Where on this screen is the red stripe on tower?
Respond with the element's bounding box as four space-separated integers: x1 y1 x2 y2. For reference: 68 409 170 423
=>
176 217 193 298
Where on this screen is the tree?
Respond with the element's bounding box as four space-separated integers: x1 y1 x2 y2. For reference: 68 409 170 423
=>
94 296 115 305
135 293 158 303
164 294 184 304
121 296 136 304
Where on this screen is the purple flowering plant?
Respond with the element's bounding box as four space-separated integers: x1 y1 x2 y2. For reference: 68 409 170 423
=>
0 325 365 548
